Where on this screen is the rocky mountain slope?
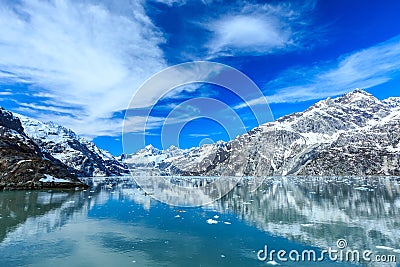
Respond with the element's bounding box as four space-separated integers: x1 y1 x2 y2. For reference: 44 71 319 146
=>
125 89 400 176
16 115 128 177
0 108 85 189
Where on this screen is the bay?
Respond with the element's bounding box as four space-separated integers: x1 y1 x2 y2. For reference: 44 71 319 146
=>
0 176 399 266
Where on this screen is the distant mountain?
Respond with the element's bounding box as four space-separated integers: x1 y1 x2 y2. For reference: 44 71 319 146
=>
0 108 85 189
125 89 400 176
15 114 128 177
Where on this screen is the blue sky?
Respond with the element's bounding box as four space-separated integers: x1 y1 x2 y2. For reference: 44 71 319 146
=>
0 0 400 155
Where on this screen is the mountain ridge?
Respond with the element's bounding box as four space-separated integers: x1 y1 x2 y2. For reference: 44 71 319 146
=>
15 114 129 177
2 88 399 181
0 107 85 189
125 89 400 176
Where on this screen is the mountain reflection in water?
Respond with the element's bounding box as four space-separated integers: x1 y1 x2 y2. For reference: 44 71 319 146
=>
0 176 399 267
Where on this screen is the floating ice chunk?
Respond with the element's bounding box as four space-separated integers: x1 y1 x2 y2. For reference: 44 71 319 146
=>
176 210 186 213
206 219 218 224
224 222 231 225
213 215 219 219
267 260 279 265
174 215 180 218
220 254 225 258
105 184 113 189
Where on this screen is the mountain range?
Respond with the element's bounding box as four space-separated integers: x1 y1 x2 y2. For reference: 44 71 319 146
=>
1 89 399 189
0 107 81 189
0 108 128 189
125 89 400 176
16 115 128 177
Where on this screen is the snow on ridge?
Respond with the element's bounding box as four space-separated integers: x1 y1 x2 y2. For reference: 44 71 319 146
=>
13 112 126 177
125 89 400 176
15 114 74 144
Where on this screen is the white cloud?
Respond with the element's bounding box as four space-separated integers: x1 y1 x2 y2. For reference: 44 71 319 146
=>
128 62 225 109
244 35 400 105
122 115 166 133
205 2 314 57
188 133 210 137
0 0 166 137
0 0 315 140
233 96 268 110
0 91 12 96
153 0 187 6
16 101 76 115
208 15 289 55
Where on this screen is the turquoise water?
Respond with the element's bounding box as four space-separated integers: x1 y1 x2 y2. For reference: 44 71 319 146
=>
0 176 399 266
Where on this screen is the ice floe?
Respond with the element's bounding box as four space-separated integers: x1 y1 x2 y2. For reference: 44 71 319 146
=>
206 219 218 224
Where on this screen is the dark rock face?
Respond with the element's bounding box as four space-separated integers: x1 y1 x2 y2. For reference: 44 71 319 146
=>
0 108 24 134
0 109 86 190
125 89 400 176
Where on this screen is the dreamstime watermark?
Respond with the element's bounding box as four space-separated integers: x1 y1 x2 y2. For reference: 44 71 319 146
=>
257 239 397 264
122 61 274 207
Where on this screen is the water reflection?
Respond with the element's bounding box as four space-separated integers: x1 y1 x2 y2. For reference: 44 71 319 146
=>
219 177 400 252
0 176 399 266
0 190 86 243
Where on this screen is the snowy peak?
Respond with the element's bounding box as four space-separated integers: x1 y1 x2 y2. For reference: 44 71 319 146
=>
125 89 400 177
334 88 381 108
143 144 160 154
339 88 374 100
268 89 392 135
308 89 379 109
0 109 85 189
14 113 128 177
16 114 78 143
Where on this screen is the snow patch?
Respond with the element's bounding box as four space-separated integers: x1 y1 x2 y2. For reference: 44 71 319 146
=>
39 174 71 183
16 159 32 165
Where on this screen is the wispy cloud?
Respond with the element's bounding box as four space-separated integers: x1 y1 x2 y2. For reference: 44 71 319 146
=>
0 0 318 140
204 1 316 57
0 0 166 137
236 35 400 107
16 101 76 115
188 133 210 137
0 91 12 96
233 96 269 110
153 0 187 6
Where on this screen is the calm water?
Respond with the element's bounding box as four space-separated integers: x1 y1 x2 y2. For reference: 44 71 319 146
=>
0 176 399 267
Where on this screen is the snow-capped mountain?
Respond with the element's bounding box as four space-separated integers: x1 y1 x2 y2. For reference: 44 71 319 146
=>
123 144 167 168
125 89 400 176
15 114 128 177
0 108 84 189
